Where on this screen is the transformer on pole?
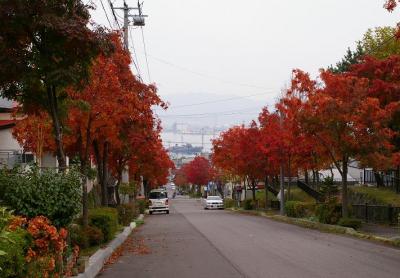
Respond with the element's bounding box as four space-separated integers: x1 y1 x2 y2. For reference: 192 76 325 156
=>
113 1 148 50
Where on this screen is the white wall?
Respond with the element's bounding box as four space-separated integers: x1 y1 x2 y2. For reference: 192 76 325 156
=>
0 128 23 150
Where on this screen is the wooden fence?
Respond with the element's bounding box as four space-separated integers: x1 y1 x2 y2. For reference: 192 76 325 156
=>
352 203 400 225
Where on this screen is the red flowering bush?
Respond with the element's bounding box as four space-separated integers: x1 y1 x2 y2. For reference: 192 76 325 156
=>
25 216 68 277
8 215 70 278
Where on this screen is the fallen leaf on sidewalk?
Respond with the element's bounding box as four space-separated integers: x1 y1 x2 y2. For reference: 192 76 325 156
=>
103 231 151 270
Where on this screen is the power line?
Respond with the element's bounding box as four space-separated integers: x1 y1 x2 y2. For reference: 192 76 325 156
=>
365 33 397 55
148 55 270 90
140 26 152 83
159 92 274 110
99 0 113 29
107 0 121 29
129 27 142 80
158 106 264 118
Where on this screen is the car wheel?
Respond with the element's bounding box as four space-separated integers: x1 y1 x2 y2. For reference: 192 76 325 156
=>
149 211 153 215
166 210 169 214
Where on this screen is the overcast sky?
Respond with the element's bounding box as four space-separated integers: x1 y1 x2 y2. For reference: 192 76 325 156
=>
90 0 400 127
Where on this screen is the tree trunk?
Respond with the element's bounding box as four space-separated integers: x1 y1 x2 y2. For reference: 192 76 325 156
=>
47 85 67 171
243 178 247 200
287 158 291 201
116 168 122 205
304 170 309 184
396 166 400 194
264 175 268 209
342 156 349 218
80 117 92 227
81 165 89 228
251 179 256 202
374 170 384 188
143 179 149 198
93 140 108 206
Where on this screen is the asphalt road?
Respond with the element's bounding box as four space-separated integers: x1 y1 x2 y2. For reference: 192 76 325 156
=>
100 197 400 278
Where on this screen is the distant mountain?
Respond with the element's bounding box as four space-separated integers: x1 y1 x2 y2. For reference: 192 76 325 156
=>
156 92 272 128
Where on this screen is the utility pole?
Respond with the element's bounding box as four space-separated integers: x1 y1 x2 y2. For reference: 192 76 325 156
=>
113 1 147 50
123 1 129 50
279 110 285 215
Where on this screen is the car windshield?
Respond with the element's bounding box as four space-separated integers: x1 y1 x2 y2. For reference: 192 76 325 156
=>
149 191 167 199
207 196 222 200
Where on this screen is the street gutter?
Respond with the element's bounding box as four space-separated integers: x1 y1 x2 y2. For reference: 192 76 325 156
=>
226 208 400 248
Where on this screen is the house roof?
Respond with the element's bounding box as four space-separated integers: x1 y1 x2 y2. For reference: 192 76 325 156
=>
0 98 16 112
0 120 16 130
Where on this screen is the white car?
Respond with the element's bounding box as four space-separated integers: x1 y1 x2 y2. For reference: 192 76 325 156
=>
203 196 224 210
149 189 169 215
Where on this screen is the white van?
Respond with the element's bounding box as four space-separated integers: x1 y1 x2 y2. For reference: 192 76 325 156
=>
149 189 169 215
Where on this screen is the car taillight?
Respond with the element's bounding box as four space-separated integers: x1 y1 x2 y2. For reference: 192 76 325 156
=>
165 199 169 205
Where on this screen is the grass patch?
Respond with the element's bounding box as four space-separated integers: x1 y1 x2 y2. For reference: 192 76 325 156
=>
288 187 316 203
256 187 316 203
80 245 102 257
255 190 278 201
350 187 400 206
135 219 144 227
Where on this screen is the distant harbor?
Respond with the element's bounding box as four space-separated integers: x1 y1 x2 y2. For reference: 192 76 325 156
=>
161 131 218 153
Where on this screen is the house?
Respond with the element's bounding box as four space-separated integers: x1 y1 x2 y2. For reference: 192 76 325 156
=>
0 98 34 168
0 98 62 169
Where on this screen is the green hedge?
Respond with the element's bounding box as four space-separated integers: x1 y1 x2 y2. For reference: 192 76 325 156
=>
89 207 118 242
2 166 81 227
70 224 104 248
338 217 362 230
243 199 256 210
117 204 137 226
0 228 31 278
224 198 235 208
315 202 342 224
285 201 315 218
136 199 148 214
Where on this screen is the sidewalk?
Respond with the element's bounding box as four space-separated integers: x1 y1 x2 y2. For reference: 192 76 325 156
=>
359 223 400 240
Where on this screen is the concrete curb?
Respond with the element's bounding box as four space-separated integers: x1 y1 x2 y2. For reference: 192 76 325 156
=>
72 214 144 278
227 208 400 248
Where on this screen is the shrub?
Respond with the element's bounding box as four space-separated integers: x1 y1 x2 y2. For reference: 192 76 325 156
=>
315 201 342 224
86 226 104 246
89 207 118 242
136 199 148 214
224 198 235 208
69 224 88 249
24 216 68 278
117 204 137 226
0 168 16 200
338 217 362 230
285 201 315 218
243 199 255 210
320 177 339 201
3 166 81 227
70 224 104 248
0 228 30 278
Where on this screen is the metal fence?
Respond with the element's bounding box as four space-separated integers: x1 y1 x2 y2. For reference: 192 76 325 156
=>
352 203 400 225
0 150 34 168
364 170 400 193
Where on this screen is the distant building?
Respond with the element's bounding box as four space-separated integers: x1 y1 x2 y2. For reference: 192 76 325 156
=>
172 122 189 133
168 143 203 155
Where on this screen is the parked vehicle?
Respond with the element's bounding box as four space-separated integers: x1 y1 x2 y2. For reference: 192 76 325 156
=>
203 196 224 210
149 189 169 215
